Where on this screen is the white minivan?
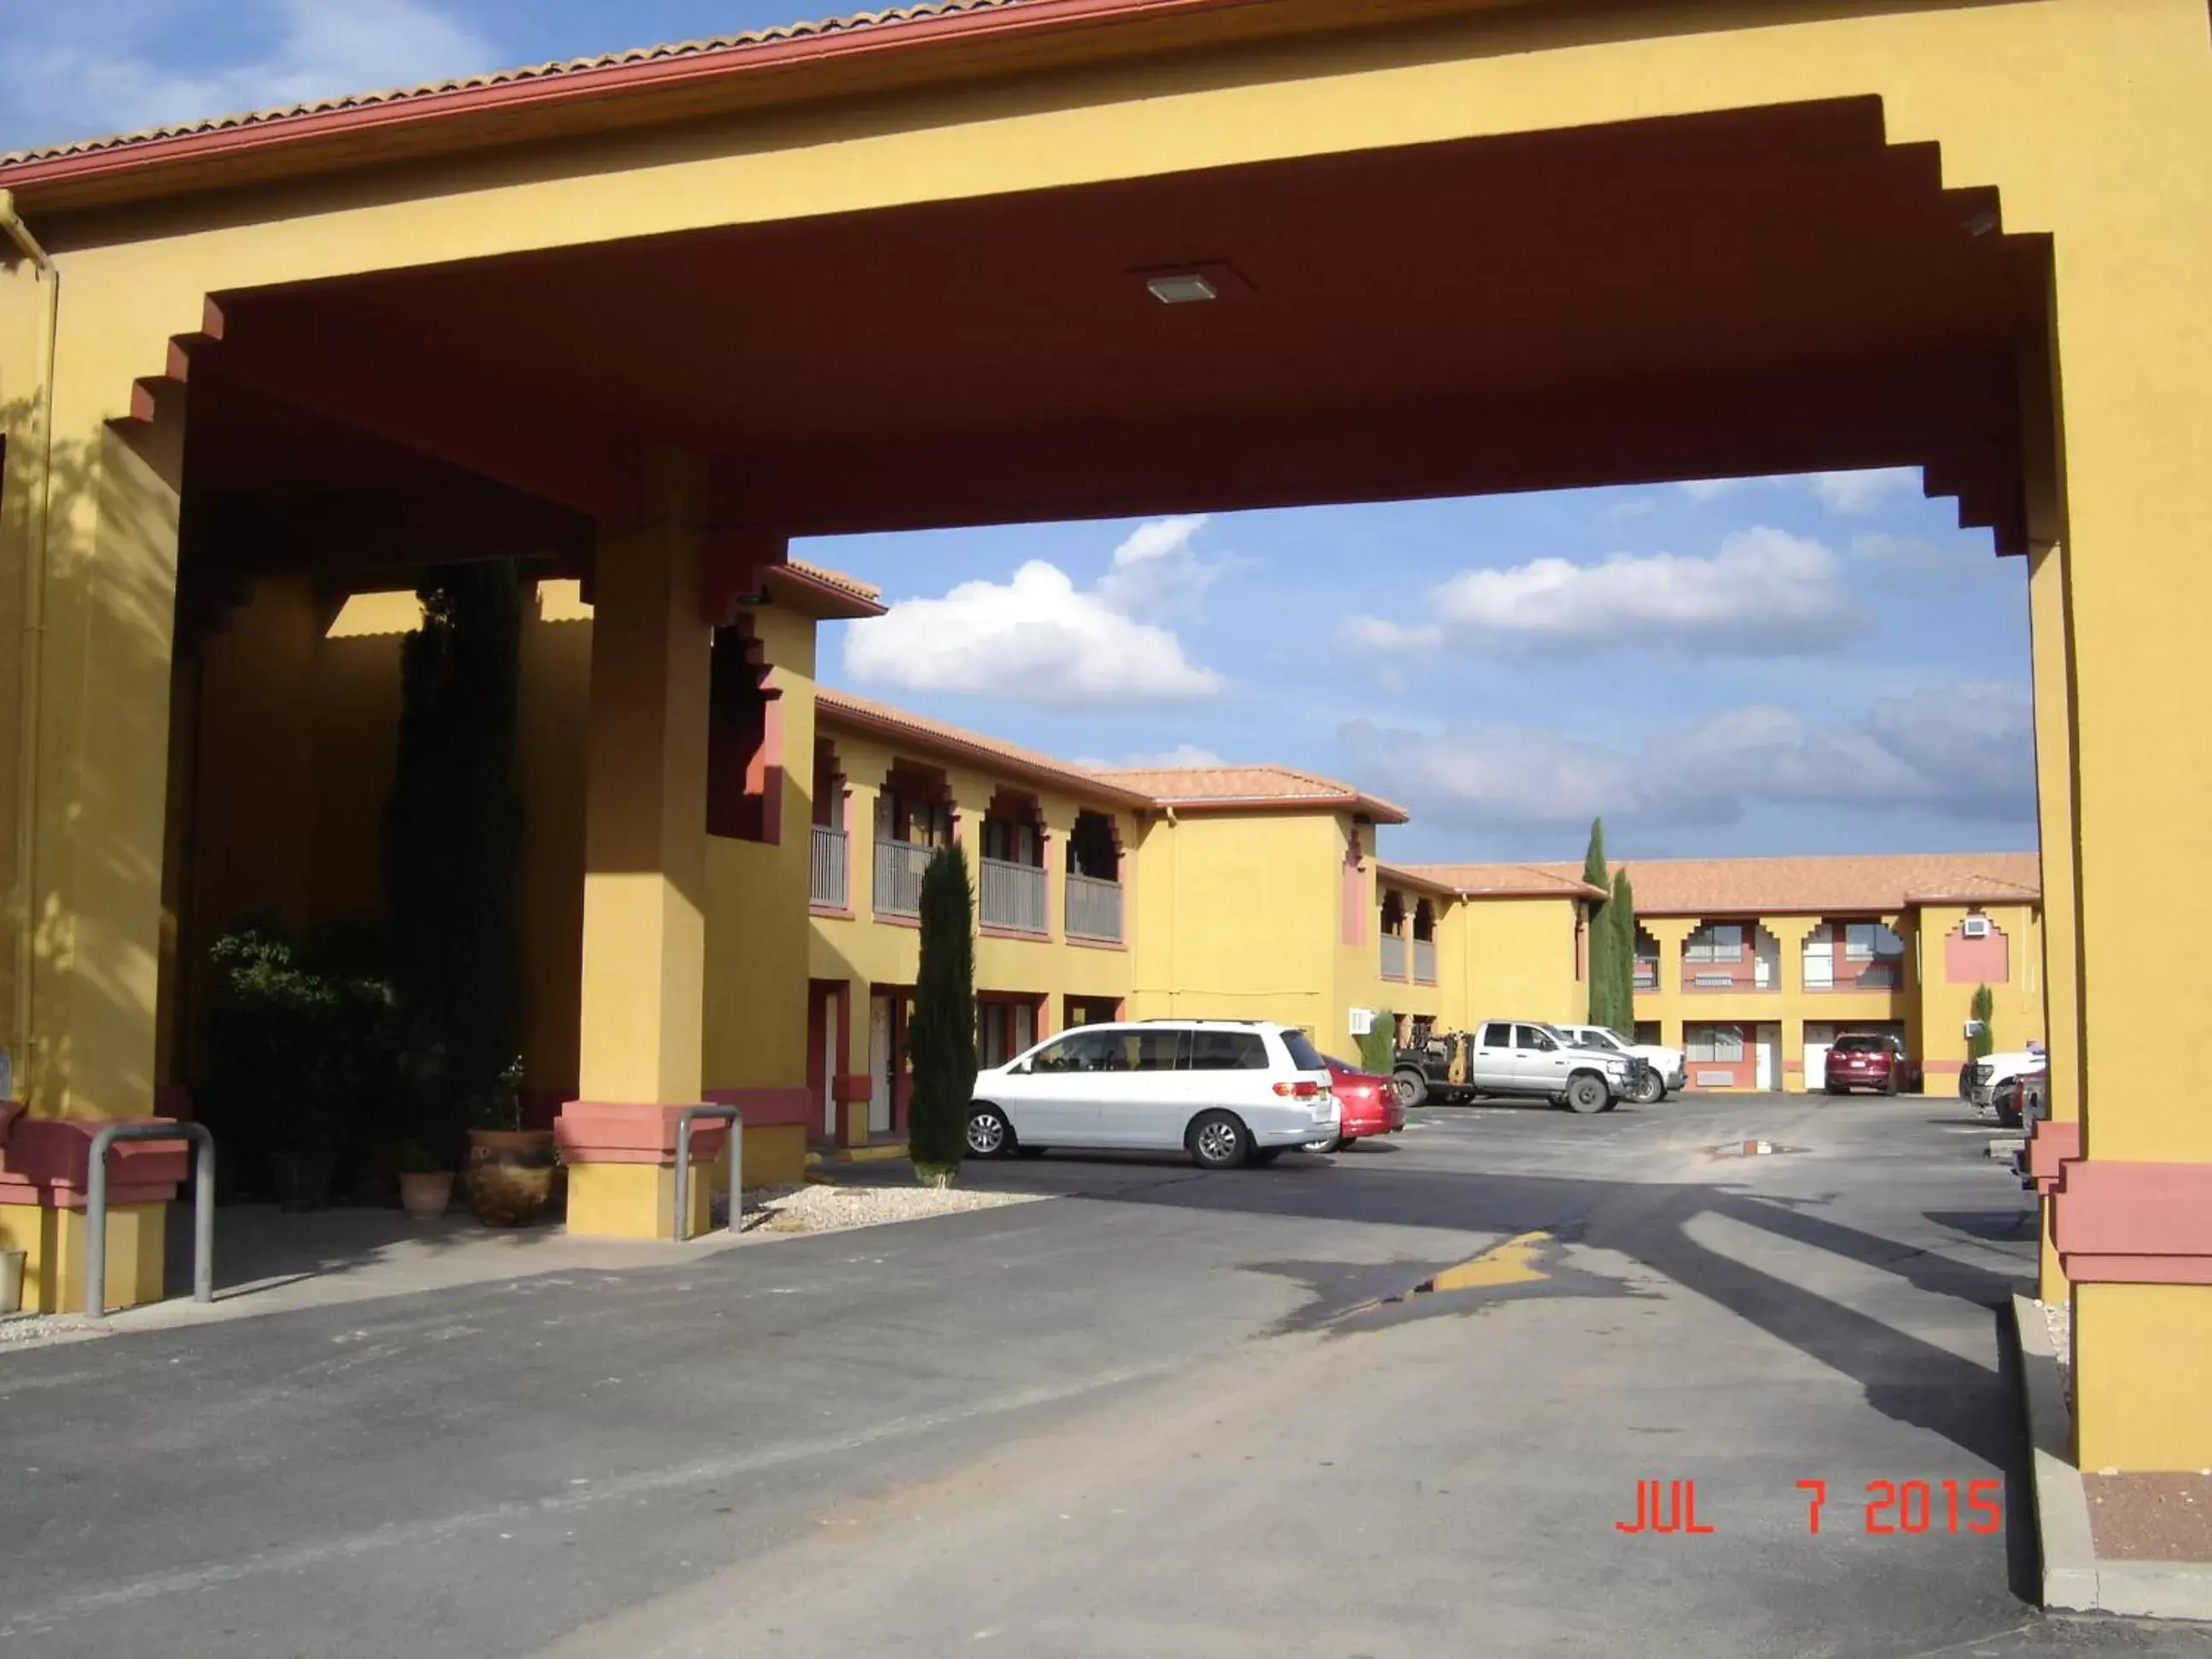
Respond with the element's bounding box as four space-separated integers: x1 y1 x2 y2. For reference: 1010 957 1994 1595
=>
965 1020 1339 1169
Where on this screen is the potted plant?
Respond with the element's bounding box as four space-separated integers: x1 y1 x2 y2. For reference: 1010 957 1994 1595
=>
202 923 376 1212
461 1057 556 1227
393 1139 455 1220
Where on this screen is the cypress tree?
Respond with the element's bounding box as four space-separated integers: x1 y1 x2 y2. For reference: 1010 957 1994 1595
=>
1970 984 1995 1062
1580 818 1621 1029
1608 868 1639 1038
907 843 978 1185
380 559 525 1157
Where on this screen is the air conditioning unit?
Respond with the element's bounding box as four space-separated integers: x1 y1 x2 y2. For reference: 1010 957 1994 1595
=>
1962 916 1992 939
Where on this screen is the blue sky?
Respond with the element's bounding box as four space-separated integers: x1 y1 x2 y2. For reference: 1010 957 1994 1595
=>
2 2 2040 866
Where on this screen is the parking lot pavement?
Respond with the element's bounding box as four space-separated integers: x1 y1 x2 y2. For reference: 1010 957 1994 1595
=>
5 1092 2208 1657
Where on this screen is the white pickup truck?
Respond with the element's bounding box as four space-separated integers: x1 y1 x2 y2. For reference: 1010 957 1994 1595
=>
1556 1024 1687 1103
1963 1042 2046 1108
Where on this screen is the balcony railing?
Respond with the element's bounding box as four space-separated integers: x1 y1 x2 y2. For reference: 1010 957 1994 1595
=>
810 824 848 909
1065 872 1124 942
1413 938 1437 984
979 856 1048 934
873 838 932 919
1380 934 1408 981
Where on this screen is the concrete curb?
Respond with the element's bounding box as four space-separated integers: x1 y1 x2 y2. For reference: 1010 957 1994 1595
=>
2013 1292 2212 1621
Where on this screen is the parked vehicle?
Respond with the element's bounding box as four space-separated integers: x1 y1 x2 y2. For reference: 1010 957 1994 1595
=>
1303 1057 1406 1152
1392 1021 1638 1115
1991 1066 2049 1131
965 1019 1339 1169
1964 1042 2046 1108
1556 1023 1685 1103
1822 1032 1923 1096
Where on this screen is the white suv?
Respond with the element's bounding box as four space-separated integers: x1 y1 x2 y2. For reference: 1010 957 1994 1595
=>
965 1020 1340 1169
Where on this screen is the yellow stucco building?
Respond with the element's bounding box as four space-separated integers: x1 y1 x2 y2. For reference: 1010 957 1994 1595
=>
1 0 2206 1468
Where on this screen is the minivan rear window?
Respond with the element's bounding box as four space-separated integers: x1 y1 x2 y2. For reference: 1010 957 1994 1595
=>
1187 1030 1268 1070
1278 1029 1328 1071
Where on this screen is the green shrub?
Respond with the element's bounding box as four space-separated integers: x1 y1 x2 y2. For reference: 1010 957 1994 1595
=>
906 844 977 1184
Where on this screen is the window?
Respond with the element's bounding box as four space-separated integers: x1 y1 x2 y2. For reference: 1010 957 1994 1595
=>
1030 1030 1123 1074
1684 924 1743 963
1830 1033 1888 1053
1574 1029 1626 1053
982 818 1040 865
1135 1029 1185 1072
1686 1026 1745 1063
1187 1030 1269 1071
1514 1024 1557 1051
1478 1022 1514 1048
1279 1028 1327 1071
1845 922 1902 961
979 1001 1039 1069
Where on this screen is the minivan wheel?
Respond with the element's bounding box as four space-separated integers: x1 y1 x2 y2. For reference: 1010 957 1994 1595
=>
1631 1071 1665 1106
1393 1071 1428 1109
1188 1110 1253 1170
1564 1074 1610 1115
965 1105 1015 1159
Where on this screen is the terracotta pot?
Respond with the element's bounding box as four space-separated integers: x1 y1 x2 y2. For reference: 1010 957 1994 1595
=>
399 1170 456 1221
463 1128 556 1228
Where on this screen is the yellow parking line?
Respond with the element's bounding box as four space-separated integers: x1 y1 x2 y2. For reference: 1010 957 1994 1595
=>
1426 1231 1552 1292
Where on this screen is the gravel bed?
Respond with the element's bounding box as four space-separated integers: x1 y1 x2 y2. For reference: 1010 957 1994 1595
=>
737 1181 1042 1237
0 1313 103 1348
2040 1296 2072 1416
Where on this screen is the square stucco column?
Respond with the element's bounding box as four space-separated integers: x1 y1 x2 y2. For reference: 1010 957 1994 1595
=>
556 452 717 1240
0 343 190 1309
2025 540 2081 1305
1767 917 1822 1091
2041 178 2212 1469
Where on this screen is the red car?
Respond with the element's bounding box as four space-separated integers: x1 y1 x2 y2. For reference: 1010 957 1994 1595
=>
1823 1032 1924 1096
1307 1057 1407 1151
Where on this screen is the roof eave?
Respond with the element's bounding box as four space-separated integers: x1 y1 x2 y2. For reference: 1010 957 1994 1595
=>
0 0 1538 214
759 565 887 620
816 695 1152 808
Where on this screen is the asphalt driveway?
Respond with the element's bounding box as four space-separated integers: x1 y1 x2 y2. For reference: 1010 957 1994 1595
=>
3 1091 2206 1657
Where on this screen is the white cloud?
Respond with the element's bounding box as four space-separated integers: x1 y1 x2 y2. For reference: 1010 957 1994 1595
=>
842 521 1227 707
1075 743 1227 770
1344 681 2035 830
1852 533 2015 585
1806 469 1921 515
1677 478 1749 503
1342 615 1444 653
2 1 502 152
1426 527 1864 655
1094 515 1225 620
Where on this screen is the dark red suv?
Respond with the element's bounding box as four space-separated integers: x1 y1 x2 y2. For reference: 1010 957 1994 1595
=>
1823 1033 1923 1096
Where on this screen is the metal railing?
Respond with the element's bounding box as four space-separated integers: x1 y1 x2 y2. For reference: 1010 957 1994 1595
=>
672 1104 742 1243
873 838 933 918
979 856 1047 934
1412 938 1437 983
1380 934 1408 980
809 824 848 908
1064 872 1123 942
85 1121 214 1317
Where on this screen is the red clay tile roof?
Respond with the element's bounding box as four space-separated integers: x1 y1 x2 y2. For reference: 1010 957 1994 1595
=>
760 559 887 619
1404 853 2042 915
0 1 1035 169
814 687 1153 807
1389 861 1604 901
1086 764 1409 824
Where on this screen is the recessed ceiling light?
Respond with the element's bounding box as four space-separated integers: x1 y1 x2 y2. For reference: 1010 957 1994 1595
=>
1963 208 2001 237
1146 273 1219 305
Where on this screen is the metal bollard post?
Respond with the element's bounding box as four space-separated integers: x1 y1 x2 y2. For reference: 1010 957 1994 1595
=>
672 1104 742 1243
84 1121 216 1318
